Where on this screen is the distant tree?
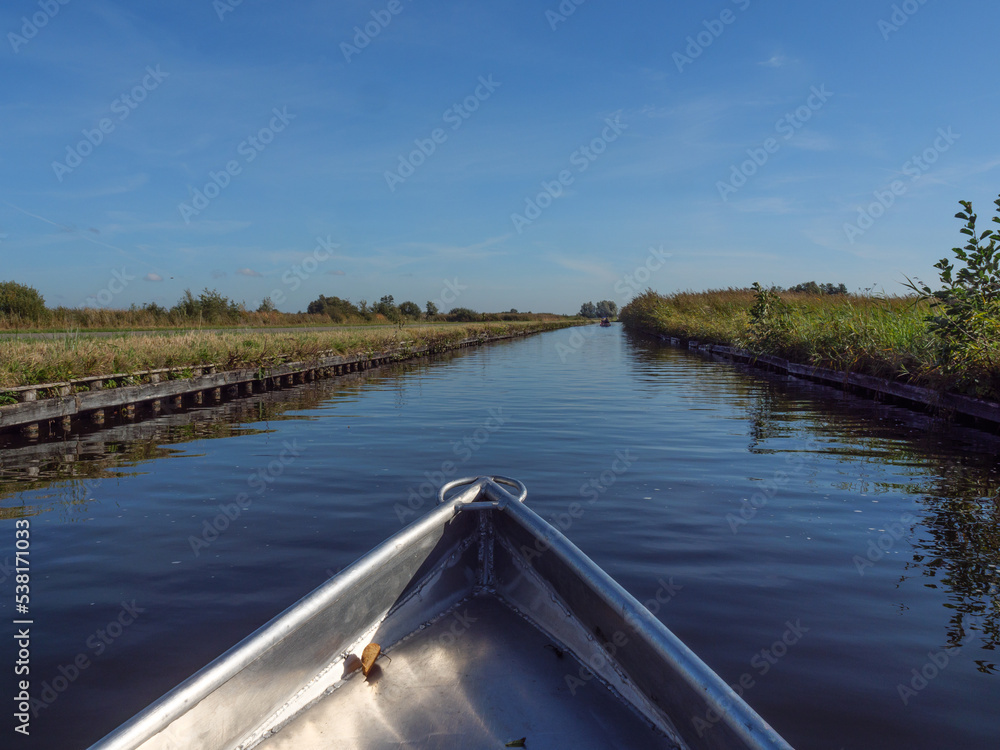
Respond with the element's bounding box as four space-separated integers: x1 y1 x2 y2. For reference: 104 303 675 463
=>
398 300 421 318
579 301 598 318
788 281 820 294
171 288 200 317
168 288 240 321
198 288 239 320
331 297 360 321
142 302 168 317
373 294 397 318
595 300 618 318
257 297 277 313
307 294 361 322
447 307 479 322
373 295 402 322
0 280 46 320
509 308 518 314
425 300 439 316
788 281 847 295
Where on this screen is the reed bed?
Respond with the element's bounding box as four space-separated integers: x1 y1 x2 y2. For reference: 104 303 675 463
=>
620 289 1000 401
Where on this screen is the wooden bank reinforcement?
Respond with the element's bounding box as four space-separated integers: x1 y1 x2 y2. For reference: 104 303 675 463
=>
0 330 537 439
649 332 1000 430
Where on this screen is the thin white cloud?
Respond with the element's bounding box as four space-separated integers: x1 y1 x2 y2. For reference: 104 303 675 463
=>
49 174 150 200
102 219 252 236
639 104 671 118
335 235 511 271
732 197 795 215
237 268 262 277
144 273 163 282
789 132 836 151
673 249 781 261
2 201 159 268
397 234 511 260
759 55 790 68
549 255 618 283
638 67 669 83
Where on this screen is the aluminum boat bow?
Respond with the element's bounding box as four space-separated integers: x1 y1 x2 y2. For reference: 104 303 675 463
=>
89 475 794 750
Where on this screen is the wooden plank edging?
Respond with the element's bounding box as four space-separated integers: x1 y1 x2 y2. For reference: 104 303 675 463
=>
0 330 543 434
644 330 1000 427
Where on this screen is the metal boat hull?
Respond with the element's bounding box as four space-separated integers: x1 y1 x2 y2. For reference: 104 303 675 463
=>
89 477 793 750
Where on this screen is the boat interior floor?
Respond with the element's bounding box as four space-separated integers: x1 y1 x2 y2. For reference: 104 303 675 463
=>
254 593 678 750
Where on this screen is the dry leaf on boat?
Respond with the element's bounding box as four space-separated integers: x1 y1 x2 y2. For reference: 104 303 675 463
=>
361 642 381 676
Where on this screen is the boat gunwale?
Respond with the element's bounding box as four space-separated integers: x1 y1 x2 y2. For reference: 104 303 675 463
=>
491 495 794 750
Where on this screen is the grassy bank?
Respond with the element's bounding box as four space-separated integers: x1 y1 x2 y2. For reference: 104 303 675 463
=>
622 196 1000 402
620 288 1000 401
0 320 576 390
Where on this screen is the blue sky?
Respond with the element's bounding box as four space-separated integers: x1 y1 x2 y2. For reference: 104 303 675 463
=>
2 0 998 314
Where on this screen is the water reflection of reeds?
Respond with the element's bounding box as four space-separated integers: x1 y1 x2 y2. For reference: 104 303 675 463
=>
627 333 1000 655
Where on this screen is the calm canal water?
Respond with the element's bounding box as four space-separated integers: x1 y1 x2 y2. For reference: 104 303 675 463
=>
1 325 998 749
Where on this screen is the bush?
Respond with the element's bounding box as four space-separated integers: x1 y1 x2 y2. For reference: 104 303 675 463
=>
905 196 1000 394
745 282 792 351
0 281 46 321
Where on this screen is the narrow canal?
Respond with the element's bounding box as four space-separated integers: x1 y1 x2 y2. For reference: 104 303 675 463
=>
1 325 998 749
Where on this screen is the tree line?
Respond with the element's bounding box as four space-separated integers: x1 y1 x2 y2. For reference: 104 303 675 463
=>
784 281 848 295
0 280 550 326
578 300 618 319
305 293 518 323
